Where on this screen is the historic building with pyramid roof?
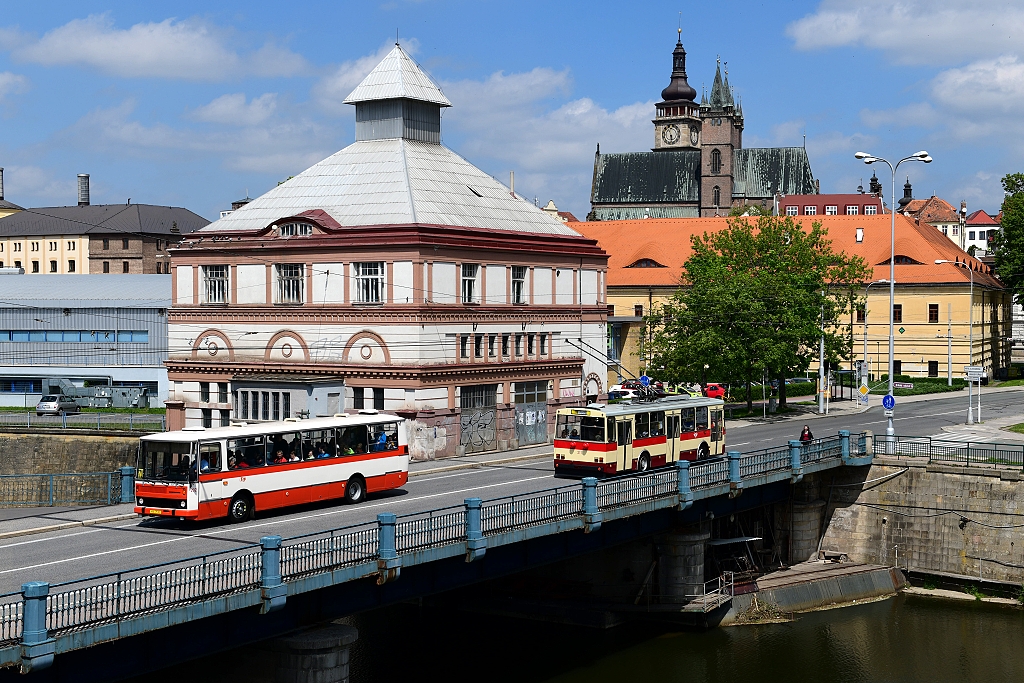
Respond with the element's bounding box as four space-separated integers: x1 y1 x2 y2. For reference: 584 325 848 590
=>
164 45 609 459
590 34 817 219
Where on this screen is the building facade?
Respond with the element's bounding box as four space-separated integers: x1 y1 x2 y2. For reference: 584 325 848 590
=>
589 36 816 220
779 193 884 217
164 45 609 459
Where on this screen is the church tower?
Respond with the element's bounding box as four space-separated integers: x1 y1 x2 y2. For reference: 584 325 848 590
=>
699 59 744 216
652 30 701 152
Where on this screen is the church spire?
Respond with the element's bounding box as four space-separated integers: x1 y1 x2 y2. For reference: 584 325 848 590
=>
660 28 697 102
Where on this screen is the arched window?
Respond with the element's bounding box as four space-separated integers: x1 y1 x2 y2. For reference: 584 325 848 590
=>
710 148 722 174
713 186 721 207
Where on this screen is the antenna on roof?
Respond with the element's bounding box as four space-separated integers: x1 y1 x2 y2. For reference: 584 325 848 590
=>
803 131 806 148
396 28 399 45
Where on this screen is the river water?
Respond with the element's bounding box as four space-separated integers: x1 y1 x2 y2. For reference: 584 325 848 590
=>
133 593 1024 682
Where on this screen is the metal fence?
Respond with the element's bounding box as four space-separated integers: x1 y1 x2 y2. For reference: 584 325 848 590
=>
280 523 379 580
874 435 1024 468
481 486 584 535
0 411 165 431
690 457 730 489
801 435 844 464
0 472 122 508
0 593 21 644
740 446 792 478
395 506 466 553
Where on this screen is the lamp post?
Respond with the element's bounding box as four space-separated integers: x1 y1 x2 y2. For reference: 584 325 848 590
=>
936 259 975 423
854 150 933 438
862 280 890 397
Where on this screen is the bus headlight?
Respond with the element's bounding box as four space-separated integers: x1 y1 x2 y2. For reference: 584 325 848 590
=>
180 501 186 508
137 498 143 506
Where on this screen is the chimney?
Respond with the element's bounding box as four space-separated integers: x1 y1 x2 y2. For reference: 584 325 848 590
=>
77 174 90 206
0 167 4 201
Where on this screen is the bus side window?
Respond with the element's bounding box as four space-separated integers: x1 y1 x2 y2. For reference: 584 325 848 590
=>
607 418 616 443
696 407 709 431
682 408 696 433
635 412 650 438
228 436 264 469
338 425 368 455
651 411 665 437
199 442 221 472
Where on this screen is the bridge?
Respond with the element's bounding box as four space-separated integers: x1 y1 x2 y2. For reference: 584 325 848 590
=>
0 430 873 679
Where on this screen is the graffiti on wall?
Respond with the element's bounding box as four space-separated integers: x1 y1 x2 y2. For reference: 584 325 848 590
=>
460 408 496 453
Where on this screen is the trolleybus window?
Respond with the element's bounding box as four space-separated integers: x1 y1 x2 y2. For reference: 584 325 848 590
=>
696 407 709 431
635 412 650 438
140 442 193 481
339 425 369 455
651 411 666 437
228 436 265 469
198 442 221 473
555 413 605 442
682 407 696 432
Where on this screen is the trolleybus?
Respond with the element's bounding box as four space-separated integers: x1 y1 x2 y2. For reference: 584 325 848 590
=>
134 412 409 522
553 395 725 476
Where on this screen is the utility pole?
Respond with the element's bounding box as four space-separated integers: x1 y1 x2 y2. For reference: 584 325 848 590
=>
947 302 953 387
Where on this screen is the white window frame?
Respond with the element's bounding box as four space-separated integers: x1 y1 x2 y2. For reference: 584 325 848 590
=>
846 205 858 215
511 266 527 305
804 206 817 215
202 265 230 304
785 206 799 216
461 263 480 304
864 205 877 215
354 261 385 304
276 264 304 304
825 205 838 215
278 222 313 237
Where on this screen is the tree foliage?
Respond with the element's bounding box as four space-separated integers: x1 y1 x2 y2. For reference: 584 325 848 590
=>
991 172 1024 302
647 215 871 409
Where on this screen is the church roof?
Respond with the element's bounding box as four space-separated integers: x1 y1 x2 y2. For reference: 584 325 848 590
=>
732 147 816 198
591 150 701 205
343 44 451 107
198 138 576 236
706 62 734 109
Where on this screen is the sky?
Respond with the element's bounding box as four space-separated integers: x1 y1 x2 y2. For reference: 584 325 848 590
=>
0 0 1022 222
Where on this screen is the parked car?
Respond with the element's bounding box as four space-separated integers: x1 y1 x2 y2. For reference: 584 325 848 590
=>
703 383 726 400
36 395 80 416
608 385 640 401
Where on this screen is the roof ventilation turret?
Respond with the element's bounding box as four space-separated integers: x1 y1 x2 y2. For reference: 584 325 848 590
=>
77 174 90 206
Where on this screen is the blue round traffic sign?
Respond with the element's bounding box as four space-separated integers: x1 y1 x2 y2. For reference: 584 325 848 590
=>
639 375 651 387
882 394 895 410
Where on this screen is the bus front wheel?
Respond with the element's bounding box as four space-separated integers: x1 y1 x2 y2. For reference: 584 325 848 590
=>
345 476 366 504
228 493 253 523
698 443 710 460
637 454 651 472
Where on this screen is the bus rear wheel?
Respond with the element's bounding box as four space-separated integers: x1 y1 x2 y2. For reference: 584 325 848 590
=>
637 454 651 472
228 493 253 523
345 476 366 504
698 443 710 460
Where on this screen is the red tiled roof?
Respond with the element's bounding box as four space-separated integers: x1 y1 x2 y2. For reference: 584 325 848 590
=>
904 195 959 224
558 211 580 222
574 215 1000 289
966 209 999 226
778 194 883 214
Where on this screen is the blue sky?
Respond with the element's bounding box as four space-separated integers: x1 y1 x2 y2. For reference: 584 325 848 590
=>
1 0 1021 221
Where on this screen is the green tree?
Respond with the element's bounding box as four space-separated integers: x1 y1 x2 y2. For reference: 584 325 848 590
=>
991 173 1024 302
648 215 870 410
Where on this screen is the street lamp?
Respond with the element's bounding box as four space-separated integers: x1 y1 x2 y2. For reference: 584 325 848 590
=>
936 259 976 423
862 279 890 392
854 150 933 438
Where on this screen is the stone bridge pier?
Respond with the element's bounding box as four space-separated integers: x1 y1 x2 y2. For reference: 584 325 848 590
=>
272 623 358 683
657 524 712 603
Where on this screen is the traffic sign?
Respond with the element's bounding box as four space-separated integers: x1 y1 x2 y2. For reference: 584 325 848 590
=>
882 394 895 410
639 374 651 387
884 409 894 418
858 385 869 396
965 365 983 381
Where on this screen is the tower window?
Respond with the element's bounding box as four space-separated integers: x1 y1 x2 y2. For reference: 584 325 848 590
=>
710 149 721 174
713 186 721 207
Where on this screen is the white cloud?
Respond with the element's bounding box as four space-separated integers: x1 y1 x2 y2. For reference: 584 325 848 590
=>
314 42 412 114
191 93 279 126
859 102 939 130
0 165 76 202
0 71 27 102
787 0 1024 65
4 14 308 80
932 55 1024 113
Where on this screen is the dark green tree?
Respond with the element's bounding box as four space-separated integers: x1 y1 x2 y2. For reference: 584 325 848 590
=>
991 173 1024 302
648 215 870 411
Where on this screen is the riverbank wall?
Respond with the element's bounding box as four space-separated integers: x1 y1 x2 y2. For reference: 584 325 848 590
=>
0 431 138 475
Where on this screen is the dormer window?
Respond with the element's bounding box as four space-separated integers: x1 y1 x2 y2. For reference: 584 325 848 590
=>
626 259 667 268
278 222 313 237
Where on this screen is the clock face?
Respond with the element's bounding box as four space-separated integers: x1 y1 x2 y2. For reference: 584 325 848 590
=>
662 124 681 145
690 127 699 145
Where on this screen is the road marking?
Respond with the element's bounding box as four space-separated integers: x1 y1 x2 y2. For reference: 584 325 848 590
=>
729 442 751 447
0 475 553 575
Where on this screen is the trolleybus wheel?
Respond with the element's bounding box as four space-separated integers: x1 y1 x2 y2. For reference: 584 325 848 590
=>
345 475 366 504
698 443 710 460
637 453 651 472
228 493 252 523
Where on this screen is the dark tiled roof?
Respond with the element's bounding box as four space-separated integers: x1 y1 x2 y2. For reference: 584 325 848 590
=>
0 200 24 211
591 150 701 205
0 204 208 237
732 147 815 199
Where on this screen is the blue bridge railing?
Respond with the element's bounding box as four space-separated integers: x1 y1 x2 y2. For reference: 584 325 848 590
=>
874 435 1024 468
0 431 864 672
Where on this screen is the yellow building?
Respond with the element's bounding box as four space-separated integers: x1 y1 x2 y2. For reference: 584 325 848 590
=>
576 214 1011 385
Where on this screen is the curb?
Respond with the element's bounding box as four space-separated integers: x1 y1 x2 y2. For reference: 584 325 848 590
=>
409 452 551 477
0 512 139 541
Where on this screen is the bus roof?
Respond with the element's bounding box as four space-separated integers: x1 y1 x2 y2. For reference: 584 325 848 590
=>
140 413 400 442
557 394 725 418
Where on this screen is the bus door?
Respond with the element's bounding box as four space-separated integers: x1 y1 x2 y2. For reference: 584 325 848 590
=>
197 441 223 507
710 408 724 454
667 413 680 462
616 419 633 471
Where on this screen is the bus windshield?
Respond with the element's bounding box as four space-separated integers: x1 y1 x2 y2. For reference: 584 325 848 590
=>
139 441 194 482
555 414 606 442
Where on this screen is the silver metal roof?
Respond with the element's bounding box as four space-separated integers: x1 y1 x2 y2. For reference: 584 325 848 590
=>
559 394 725 418
0 274 171 309
343 44 451 107
200 139 580 237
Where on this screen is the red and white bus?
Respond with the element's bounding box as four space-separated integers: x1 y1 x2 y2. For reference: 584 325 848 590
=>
553 395 725 476
134 413 409 522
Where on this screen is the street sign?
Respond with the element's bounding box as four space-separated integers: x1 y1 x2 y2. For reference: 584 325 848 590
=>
893 381 914 389
858 385 869 396
898 327 906 335
882 394 895 410
639 374 650 387
884 409 894 417
965 365 983 381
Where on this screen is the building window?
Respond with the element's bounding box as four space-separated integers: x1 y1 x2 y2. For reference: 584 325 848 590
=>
276 264 304 304
710 148 722 174
13 261 20 269
218 382 228 403
712 186 721 207
488 335 496 357
462 263 480 303
512 266 527 304
893 360 902 376
272 392 280 421
846 206 858 215
278 222 313 237
282 393 290 418
527 334 535 356
31 261 39 273
634 304 644 317
354 262 384 303
49 260 57 273
240 392 249 419
102 261 109 273
501 334 510 357
262 392 270 421
856 227 864 243
893 304 902 324
68 241 75 250
31 242 38 252
856 306 865 323
121 261 129 273
122 239 129 249
474 334 484 358
804 206 817 215
12 243 20 252
539 334 548 356
952 226 958 235
373 388 384 410
49 242 57 251
103 239 109 250
203 265 229 304
969 231 976 241
202 409 212 428
68 260 75 273
460 335 469 359
865 205 877 215
353 388 365 410
786 206 799 216
514 333 523 357
200 382 210 403
220 410 231 427
928 360 939 377
825 205 838 215
156 240 162 251
929 304 939 323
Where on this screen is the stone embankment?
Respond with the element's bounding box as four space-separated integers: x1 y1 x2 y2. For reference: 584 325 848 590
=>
0 432 138 476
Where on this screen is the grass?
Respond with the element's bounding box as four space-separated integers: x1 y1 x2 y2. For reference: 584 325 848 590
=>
870 378 966 397
996 379 1024 388
1006 423 1024 435
922 579 937 590
965 584 985 601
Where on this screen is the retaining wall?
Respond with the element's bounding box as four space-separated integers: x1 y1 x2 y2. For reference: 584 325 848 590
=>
0 431 138 475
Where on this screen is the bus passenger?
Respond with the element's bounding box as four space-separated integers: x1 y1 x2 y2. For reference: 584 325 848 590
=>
316 445 330 459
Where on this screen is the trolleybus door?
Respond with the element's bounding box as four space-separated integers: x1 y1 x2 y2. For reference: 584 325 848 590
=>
667 413 680 462
710 408 724 454
616 419 633 471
